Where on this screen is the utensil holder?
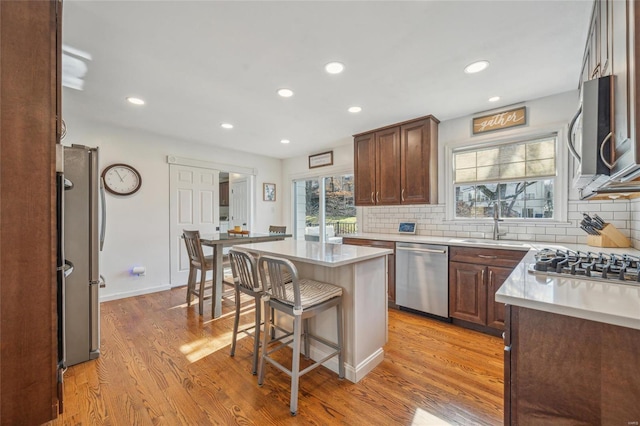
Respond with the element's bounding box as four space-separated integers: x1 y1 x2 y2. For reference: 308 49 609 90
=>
586 224 631 248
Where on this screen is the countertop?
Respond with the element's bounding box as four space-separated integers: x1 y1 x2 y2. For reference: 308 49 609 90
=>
238 239 392 267
343 232 640 330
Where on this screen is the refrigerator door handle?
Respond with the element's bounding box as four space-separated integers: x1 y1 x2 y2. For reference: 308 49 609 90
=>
99 177 106 251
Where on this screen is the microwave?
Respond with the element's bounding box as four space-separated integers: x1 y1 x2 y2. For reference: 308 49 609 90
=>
569 75 613 195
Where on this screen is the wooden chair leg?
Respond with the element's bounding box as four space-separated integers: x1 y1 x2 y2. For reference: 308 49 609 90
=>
186 266 195 306
230 287 241 357
197 269 206 316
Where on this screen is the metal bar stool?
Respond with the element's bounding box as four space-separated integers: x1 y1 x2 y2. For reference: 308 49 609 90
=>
182 230 216 316
228 248 264 374
257 255 344 416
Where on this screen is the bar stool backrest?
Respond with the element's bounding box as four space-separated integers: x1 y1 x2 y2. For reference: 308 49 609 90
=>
258 255 300 309
269 225 287 234
228 248 262 292
183 230 208 268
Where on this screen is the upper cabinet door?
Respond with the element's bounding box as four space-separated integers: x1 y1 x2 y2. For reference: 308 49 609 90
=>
400 118 438 204
354 133 377 206
375 127 402 205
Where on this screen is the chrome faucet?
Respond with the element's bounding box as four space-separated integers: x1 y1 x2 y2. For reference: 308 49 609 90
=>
493 203 507 240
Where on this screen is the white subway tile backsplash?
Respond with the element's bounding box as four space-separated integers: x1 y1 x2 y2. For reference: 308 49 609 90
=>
601 202 628 211
545 228 567 235
555 235 578 244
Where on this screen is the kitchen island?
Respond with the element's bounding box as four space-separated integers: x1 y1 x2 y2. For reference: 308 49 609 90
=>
238 240 392 383
496 248 640 425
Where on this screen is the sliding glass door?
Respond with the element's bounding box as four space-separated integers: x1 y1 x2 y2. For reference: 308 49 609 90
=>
293 173 356 243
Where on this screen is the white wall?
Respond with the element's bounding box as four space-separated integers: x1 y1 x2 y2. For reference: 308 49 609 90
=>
63 118 284 301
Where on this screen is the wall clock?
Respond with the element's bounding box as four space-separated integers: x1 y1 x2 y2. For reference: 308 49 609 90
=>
101 163 142 196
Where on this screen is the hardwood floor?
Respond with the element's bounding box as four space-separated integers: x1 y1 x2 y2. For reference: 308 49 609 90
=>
47 287 503 425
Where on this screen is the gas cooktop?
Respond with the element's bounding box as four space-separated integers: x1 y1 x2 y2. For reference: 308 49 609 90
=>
529 248 640 286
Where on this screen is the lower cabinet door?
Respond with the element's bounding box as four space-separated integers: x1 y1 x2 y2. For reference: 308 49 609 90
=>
449 261 486 325
486 265 513 330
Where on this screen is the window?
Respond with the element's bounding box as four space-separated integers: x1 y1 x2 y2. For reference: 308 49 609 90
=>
293 174 356 243
453 136 556 219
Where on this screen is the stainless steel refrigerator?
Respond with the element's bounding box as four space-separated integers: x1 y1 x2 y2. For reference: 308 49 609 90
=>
62 144 105 366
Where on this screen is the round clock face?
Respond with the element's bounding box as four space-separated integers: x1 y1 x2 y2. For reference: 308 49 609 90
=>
101 163 142 196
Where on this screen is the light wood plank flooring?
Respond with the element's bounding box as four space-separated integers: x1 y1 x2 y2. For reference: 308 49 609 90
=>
47 287 503 425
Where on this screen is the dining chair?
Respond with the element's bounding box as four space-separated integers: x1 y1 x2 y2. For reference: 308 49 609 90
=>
257 255 344 416
182 230 216 316
268 225 287 234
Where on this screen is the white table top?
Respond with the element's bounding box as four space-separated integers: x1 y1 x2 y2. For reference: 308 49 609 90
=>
237 240 392 267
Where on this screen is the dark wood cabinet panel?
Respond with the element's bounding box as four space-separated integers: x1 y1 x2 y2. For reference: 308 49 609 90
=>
342 238 396 304
486 266 512 329
219 181 229 206
0 0 60 423
449 247 524 333
354 133 377 206
400 118 438 204
353 115 438 206
449 262 486 325
376 127 401 205
505 306 640 424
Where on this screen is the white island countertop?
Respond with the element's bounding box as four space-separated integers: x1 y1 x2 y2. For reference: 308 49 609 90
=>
238 239 392 267
496 248 640 330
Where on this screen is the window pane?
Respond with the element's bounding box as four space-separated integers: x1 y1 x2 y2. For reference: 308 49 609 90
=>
455 151 477 169
477 148 499 167
500 161 525 179
526 158 555 177
455 185 475 218
499 144 526 164
477 165 500 181
324 175 356 243
526 139 555 160
455 168 477 183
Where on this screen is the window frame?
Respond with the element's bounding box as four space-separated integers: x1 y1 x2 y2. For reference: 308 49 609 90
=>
444 124 568 223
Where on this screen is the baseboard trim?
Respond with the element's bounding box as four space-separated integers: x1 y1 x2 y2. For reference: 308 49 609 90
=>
99 284 171 302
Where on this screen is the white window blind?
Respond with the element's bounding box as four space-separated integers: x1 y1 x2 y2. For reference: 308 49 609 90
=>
454 136 556 184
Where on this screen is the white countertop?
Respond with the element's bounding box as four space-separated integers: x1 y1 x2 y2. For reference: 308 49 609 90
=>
237 240 392 267
345 232 640 330
496 248 640 330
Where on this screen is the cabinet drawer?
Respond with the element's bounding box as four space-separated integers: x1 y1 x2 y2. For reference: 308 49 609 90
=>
450 246 525 268
342 238 395 250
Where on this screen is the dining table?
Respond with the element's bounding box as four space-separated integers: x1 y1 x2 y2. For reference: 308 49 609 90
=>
200 232 292 317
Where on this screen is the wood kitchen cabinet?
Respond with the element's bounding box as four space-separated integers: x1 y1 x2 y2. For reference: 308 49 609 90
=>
342 238 396 305
449 246 524 333
353 115 438 206
0 0 61 423
504 305 640 424
220 181 229 206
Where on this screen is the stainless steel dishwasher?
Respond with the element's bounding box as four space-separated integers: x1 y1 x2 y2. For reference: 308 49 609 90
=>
396 242 449 319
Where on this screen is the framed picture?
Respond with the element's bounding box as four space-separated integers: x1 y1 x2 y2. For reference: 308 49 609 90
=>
308 151 333 169
263 183 276 201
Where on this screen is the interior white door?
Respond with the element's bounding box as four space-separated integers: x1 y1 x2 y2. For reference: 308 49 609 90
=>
230 179 249 230
169 164 219 286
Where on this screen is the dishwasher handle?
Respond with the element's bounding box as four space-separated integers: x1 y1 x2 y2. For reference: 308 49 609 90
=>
396 246 447 254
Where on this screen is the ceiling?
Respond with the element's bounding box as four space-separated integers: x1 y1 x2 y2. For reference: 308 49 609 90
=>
62 1 593 160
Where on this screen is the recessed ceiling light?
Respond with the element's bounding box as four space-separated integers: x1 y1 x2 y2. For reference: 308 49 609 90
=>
464 60 490 74
126 97 145 105
488 96 500 102
277 88 294 98
221 123 233 129
325 62 344 74
348 106 362 113
280 139 290 144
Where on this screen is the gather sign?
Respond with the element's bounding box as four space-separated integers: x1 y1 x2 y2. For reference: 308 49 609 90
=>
472 106 526 135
